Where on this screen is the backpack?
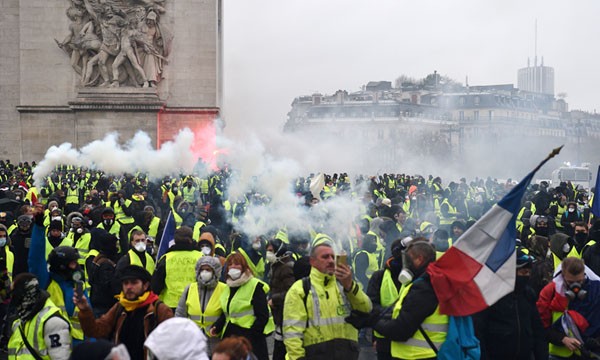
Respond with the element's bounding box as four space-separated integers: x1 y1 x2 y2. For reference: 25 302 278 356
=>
419 315 480 360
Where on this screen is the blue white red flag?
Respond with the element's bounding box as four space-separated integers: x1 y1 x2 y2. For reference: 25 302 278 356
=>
157 210 176 260
427 146 563 316
591 165 600 218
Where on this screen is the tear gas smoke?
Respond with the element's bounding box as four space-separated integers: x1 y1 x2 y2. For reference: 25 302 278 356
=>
32 129 196 186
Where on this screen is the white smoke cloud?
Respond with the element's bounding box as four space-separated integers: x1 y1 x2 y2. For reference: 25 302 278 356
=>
32 128 196 186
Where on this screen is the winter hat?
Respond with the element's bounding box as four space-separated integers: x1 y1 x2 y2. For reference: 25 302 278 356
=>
48 220 63 232
70 339 114 360
195 255 222 281
119 265 152 283
144 318 209 360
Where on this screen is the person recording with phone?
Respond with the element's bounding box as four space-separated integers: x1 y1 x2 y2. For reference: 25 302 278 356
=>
283 238 372 360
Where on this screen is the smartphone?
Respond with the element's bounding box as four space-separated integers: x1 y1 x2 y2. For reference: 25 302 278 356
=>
74 281 84 301
336 254 347 266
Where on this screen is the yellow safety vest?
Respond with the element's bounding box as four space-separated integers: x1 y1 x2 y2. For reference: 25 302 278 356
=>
63 232 91 266
148 217 160 239
237 248 265 279
65 188 79 205
8 298 65 360
159 250 203 307
374 269 402 339
113 199 134 224
352 250 379 280
186 281 226 332
128 249 156 274
192 221 207 241
549 311 579 357
220 277 274 335
3 247 14 282
46 280 84 340
391 282 448 359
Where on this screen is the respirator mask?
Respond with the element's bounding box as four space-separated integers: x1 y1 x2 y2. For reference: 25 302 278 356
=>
398 251 414 285
565 281 587 301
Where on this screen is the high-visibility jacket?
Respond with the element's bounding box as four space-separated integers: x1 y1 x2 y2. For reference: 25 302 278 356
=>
192 221 207 241
2 247 14 282
62 232 91 266
283 267 372 359
236 247 265 279
147 216 160 239
128 249 156 274
373 269 402 339
391 282 448 359
439 199 458 225
549 311 579 357
366 231 386 269
65 188 79 205
352 250 379 280
185 281 226 332
220 277 274 335
7 298 65 359
113 199 134 224
283 268 373 360
46 280 84 340
182 186 197 203
96 221 121 240
159 250 203 307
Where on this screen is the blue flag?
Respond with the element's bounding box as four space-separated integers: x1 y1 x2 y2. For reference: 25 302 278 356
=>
157 211 175 260
592 165 600 218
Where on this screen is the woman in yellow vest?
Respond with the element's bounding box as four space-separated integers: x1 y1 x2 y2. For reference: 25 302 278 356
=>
175 256 225 356
209 253 274 360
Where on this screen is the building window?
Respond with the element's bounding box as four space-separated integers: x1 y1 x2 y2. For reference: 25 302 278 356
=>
474 96 480 106
488 110 493 121
474 111 479 121
459 111 464 121
459 97 466 106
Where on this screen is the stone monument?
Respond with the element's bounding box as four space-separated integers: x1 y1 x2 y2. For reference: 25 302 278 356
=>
0 0 222 161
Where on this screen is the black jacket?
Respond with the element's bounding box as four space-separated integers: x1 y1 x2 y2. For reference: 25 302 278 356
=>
474 283 548 360
372 272 439 342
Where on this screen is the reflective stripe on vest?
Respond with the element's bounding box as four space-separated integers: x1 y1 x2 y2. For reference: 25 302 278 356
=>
186 282 226 331
8 299 64 359
391 282 448 359
46 281 84 340
220 277 275 335
129 249 156 274
159 250 203 307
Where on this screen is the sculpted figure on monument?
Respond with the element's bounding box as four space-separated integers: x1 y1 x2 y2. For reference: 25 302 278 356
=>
57 0 172 88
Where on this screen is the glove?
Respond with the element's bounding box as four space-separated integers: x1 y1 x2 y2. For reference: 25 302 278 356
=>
344 310 380 329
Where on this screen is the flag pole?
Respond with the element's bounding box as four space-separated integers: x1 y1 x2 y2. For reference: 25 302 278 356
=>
532 145 563 174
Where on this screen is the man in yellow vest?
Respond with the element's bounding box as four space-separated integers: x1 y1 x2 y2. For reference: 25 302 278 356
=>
175 256 225 355
349 241 448 360
152 226 202 310
8 273 72 359
283 242 372 360
116 229 156 275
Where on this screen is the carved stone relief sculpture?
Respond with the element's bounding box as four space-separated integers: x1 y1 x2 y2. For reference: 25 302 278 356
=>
56 0 173 88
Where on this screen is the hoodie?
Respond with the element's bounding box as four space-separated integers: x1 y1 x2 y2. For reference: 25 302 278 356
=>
144 317 209 360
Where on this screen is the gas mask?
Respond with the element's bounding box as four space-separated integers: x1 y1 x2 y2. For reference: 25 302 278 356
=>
565 281 587 300
252 242 261 251
103 219 114 226
398 251 414 285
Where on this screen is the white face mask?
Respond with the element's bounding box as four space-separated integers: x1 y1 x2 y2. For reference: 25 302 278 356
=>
134 242 147 252
266 251 277 263
200 270 213 283
75 227 83 234
228 268 242 280
562 243 571 253
52 216 61 221
0 238 6 247
201 246 212 255
568 208 575 213
252 242 261 250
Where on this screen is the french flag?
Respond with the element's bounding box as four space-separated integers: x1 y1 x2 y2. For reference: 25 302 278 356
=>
156 210 176 261
427 146 563 316
592 165 600 218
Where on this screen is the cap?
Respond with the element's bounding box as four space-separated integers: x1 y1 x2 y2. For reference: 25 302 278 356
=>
381 198 392 207
119 265 152 283
516 248 534 269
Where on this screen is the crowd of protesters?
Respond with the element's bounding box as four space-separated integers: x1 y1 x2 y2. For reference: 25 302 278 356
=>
0 158 598 359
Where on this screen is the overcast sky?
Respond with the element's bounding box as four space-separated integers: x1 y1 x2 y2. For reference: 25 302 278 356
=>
222 0 600 140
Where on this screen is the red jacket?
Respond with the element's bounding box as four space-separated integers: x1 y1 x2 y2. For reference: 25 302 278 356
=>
536 281 568 328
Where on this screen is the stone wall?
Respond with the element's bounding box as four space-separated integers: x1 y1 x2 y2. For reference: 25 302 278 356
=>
0 0 221 163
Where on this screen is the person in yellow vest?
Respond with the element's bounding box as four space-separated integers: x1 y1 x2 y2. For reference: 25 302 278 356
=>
152 226 202 310
208 253 274 360
8 273 72 359
0 224 14 331
96 207 122 243
116 229 156 275
366 239 405 360
283 242 372 360
175 256 225 356
62 216 92 268
351 241 448 360
234 235 265 280
85 229 120 318
353 234 380 290
536 257 591 359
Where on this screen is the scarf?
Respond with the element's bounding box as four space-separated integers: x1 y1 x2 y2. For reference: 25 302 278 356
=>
226 271 252 288
117 291 159 312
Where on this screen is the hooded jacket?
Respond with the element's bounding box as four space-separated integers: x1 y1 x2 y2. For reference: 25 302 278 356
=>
144 317 209 360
